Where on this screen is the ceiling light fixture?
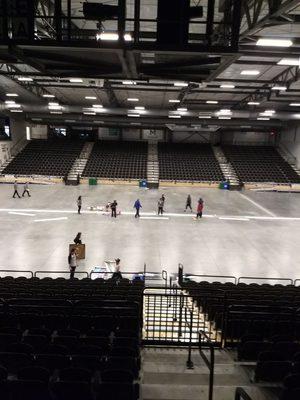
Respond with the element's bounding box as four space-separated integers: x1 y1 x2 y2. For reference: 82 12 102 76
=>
168 115 181 119
6 93 18 97
198 116 212 119
169 99 180 103
257 117 270 120
128 113 140 117
174 82 188 87
122 80 136 85
18 77 33 82
177 107 187 112
92 104 103 108
247 101 260 105
96 32 132 41
48 102 59 106
135 106 145 110
277 58 299 66
83 112 96 115
10 109 23 113
50 111 63 114
256 38 293 47
6 103 21 108
220 84 235 88
85 96 97 100
127 98 139 102
290 103 300 106
42 94 55 98
5 100 16 104
206 100 218 104
240 70 260 75
218 116 231 119
70 78 83 83
271 85 287 91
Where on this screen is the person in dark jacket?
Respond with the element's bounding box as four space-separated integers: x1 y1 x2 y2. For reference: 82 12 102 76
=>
77 196 82 214
111 200 118 218
158 198 164 215
185 194 192 212
111 258 122 280
134 199 142 218
68 248 78 279
196 198 204 219
74 232 82 245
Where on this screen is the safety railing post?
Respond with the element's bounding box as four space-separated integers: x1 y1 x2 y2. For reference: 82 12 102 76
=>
186 306 194 369
178 293 183 337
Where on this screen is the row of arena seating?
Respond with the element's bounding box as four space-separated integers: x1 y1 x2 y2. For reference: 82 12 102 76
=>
158 142 224 182
222 145 300 184
0 277 142 400
82 141 147 179
2 140 84 177
2 139 300 185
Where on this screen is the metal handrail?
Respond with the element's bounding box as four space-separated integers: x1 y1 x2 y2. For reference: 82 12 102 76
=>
0 270 33 278
199 330 215 400
34 271 89 278
235 388 253 400
237 276 293 285
184 274 237 284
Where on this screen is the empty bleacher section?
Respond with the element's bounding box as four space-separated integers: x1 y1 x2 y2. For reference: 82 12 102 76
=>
82 141 147 180
0 276 142 400
158 143 224 182
222 145 300 184
2 140 84 177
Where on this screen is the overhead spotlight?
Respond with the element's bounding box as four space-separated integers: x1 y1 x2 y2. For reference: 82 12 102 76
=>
5 100 16 104
206 100 218 104
6 93 19 97
168 115 181 119
42 94 55 98
128 113 140 117
134 106 145 110
128 98 139 102
169 99 180 103
247 101 260 105
177 107 187 112
85 96 97 100
220 84 235 89
290 103 300 106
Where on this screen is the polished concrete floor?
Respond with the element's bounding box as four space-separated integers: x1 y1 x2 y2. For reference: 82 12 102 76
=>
0 182 300 281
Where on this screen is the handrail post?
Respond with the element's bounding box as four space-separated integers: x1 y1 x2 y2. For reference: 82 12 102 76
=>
199 330 214 400
186 306 194 369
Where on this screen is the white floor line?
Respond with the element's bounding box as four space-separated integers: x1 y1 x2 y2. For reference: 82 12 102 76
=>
140 217 169 220
8 212 36 217
34 217 68 222
239 192 277 217
2 207 300 222
219 217 250 221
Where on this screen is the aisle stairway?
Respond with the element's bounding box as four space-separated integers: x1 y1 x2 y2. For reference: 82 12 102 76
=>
147 141 159 189
212 146 241 190
142 348 276 400
66 141 94 185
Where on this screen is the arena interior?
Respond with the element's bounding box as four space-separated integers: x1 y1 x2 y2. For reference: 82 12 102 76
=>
1 1 300 399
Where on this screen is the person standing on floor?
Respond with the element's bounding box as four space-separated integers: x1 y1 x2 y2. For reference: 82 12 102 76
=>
111 200 118 218
196 198 204 219
158 197 164 215
134 199 142 218
77 196 82 214
22 182 31 197
185 194 192 212
12 180 21 198
68 248 78 279
161 193 166 211
111 258 123 280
